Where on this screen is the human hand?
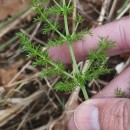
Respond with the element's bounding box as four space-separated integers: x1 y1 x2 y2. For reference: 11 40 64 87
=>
49 16 130 130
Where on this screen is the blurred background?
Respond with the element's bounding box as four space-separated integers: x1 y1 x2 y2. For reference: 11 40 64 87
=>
0 0 130 130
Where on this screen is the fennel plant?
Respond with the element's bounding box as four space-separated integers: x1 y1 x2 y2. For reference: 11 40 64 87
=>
18 0 113 100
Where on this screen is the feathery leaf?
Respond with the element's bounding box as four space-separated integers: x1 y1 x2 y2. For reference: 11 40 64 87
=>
18 33 42 57
55 80 78 92
47 36 65 47
43 22 59 35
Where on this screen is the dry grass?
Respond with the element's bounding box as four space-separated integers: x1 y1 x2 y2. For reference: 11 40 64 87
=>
0 0 130 130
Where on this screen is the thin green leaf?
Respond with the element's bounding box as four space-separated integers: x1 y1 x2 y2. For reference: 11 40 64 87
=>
54 80 78 92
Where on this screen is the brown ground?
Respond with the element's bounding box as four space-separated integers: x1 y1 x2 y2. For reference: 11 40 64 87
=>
0 0 129 130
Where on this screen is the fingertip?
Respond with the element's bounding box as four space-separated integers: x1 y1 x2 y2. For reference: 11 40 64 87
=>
74 101 100 130
68 114 77 130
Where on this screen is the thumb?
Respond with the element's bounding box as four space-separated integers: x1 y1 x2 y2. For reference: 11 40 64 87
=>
68 100 100 130
68 99 130 130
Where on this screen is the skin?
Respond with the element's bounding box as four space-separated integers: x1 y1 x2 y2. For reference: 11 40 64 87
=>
49 16 130 130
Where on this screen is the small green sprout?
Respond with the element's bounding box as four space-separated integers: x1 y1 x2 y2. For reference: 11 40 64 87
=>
114 87 127 98
18 0 114 100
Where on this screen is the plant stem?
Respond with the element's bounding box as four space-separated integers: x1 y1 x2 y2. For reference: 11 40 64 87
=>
63 0 79 73
37 7 66 40
45 18 66 39
69 48 89 100
62 0 89 100
72 22 79 36
68 45 79 73
37 53 74 79
63 0 70 35
53 0 63 9
69 45 89 100
67 0 72 7
85 47 103 72
81 85 89 100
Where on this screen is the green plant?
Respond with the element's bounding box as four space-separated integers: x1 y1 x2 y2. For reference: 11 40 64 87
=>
114 87 127 98
18 0 113 100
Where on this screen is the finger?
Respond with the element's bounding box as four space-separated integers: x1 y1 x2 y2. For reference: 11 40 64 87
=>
93 66 130 98
68 98 130 130
68 102 100 130
49 16 130 64
68 114 77 130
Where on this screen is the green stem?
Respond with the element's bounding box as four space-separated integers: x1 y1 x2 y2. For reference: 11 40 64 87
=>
45 18 66 39
81 85 89 100
85 47 103 72
69 45 79 73
53 0 63 9
38 53 74 79
72 22 79 36
62 0 78 73
62 0 88 100
63 0 70 35
117 0 130 17
37 7 66 40
63 0 79 73
67 0 72 8
64 14 70 35
69 45 89 100
69 44 89 100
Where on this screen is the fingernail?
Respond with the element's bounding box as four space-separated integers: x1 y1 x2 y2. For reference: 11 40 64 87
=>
74 102 100 130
